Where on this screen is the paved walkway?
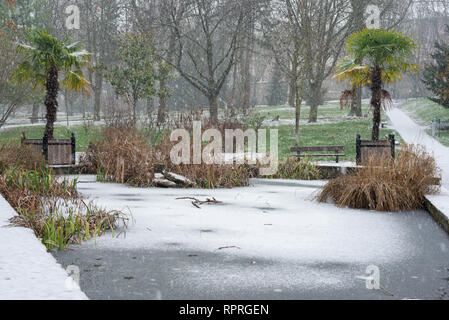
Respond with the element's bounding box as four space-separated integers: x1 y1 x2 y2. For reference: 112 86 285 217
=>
387 105 449 228
0 195 87 300
387 106 449 188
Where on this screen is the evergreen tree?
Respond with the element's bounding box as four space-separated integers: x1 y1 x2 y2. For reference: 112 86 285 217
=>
108 33 172 126
422 26 449 108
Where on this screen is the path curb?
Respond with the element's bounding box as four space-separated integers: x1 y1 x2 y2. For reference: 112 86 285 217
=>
423 196 449 236
249 178 326 189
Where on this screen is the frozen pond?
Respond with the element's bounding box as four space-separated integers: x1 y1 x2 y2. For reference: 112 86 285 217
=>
53 177 449 300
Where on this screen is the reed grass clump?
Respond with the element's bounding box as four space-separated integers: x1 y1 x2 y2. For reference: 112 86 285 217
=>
317 144 440 212
0 143 45 173
1 166 128 251
271 157 320 181
82 126 155 186
85 125 256 189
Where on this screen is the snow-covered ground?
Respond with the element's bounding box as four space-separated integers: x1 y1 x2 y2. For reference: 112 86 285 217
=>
0 195 88 300
387 106 449 188
387 105 449 225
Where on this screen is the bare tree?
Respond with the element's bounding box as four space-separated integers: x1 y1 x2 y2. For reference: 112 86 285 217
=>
163 0 257 124
261 0 306 145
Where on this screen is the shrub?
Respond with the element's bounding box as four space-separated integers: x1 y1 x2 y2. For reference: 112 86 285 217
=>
84 125 256 189
317 144 440 212
0 143 45 172
82 126 155 186
172 163 254 189
271 157 320 180
1 166 128 251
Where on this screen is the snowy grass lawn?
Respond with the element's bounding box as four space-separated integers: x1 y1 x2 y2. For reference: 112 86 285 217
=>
257 101 371 121
401 98 449 124
270 122 397 161
0 124 103 152
401 98 449 147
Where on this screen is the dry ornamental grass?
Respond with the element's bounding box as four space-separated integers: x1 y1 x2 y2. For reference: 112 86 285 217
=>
318 144 441 212
83 125 257 189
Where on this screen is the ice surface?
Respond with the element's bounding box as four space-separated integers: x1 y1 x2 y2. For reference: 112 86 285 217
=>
74 177 426 267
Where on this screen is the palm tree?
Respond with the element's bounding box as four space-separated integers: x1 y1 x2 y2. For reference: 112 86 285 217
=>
13 29 90 138
332 29 418 141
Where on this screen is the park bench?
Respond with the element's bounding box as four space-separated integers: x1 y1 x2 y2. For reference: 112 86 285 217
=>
290 146 346 163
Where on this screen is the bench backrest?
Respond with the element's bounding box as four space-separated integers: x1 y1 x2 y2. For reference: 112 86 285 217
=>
290 146 345 153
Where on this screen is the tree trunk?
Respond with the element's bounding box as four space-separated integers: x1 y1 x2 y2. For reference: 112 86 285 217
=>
157 79 167 125
147 97 154 119
44 63 59 139
209 95 219 125
133 98 138 127
288 78 296 108
349 84 363 117
294 81 303 147
308 82 321 123
371 65 382 141
230 62 238 109
94 73 103 121
241 42 252 111
31 103 39 124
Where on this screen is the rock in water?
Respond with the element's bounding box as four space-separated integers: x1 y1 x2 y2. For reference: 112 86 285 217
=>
163 172 195 187
154 173 165 180
154 178 178 188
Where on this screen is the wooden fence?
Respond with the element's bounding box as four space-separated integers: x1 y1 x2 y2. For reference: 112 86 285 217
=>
356 134 396 165
22 132 76 166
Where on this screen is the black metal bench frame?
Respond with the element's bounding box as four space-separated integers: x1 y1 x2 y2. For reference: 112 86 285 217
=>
290 146 346 163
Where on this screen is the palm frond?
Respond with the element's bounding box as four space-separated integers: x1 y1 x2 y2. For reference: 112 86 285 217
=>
13 29 90 94
61 70 90 95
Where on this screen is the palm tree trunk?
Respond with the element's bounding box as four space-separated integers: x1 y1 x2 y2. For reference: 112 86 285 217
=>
371 65 382 141
44 63 59 139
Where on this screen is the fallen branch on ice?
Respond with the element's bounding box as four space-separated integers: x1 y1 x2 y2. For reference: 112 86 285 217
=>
176 197 223 209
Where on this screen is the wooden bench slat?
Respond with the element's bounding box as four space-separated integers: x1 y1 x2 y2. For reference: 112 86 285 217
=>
290 146 345 152
290 145 346 163
298 154 346 157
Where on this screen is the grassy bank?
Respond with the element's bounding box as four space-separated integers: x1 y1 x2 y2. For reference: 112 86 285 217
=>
1 101 397 162
0 125 103 152
257 101 372 122
272 120 397 161
401 98 449 146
